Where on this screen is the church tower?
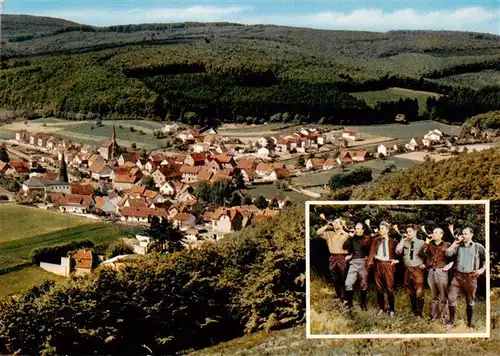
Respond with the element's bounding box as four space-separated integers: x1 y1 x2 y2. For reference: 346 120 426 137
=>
111 121 117 158
58 151 69 183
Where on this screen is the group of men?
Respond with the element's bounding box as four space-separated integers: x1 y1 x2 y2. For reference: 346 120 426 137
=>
317 217 486 328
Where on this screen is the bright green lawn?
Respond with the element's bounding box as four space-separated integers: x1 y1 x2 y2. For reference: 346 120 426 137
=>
0 204 99 242
0 222 125 270
0 266 65 297
346 120 462 139
351 87 441 116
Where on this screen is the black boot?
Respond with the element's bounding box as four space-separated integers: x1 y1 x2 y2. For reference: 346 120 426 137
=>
446 306 456 328
410 295 417 315
388 295 395 313
334 283 343 300
416 297 425 317
344 290 353 309
376 291 385 312
466 306 474 328
360 290 368 311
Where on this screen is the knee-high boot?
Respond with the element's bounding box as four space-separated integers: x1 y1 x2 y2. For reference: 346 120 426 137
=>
466 306 474 328
446 305 456 327
410 295 417 314
416 297 425 317
388 295 395 312
377 291 385 311
360 290 368 311
334 283 343 300
344 290 353 309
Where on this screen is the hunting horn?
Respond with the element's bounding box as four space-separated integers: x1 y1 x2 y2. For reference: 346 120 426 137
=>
449 223 463 242
420 225 432 238
392 224 406 238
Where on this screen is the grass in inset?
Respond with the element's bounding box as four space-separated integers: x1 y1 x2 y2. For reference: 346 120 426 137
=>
309 277 487 335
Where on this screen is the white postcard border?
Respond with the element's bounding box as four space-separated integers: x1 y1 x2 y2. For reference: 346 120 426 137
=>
305 200 491 339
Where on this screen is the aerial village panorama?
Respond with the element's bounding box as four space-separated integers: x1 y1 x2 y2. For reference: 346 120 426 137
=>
0 3 499 355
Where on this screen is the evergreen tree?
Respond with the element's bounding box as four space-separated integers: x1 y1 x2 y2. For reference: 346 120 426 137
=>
141 176 155 189
193 181 212 202
297 155 305 167
0 146 10 162
254 195 268 209
229 192 242 207
147 216 184 253
242 195 253 205
232 170 246 189
269 197 279 209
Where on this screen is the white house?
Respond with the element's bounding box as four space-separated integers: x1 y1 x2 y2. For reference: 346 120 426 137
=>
192 143 210 153
258 136 274 148
306 158 325 170
172 213 196 230
163 123 180 133
424 129 444 142
257 147 272 159
377 144 394 157
405 137 425 151
342 130 360 141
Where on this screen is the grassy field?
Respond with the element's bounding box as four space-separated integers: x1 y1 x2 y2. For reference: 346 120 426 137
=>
292 158 419 187
0 266 65 297
0 118 168 149
309 278 486 335
246 183 309 203
351 87 441 115
0 204 98 242
0 222 126 270
346 120 462 139
0 205 128 297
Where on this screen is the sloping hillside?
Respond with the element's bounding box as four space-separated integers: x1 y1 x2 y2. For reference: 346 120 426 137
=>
1 14 80 39
1 15 499 124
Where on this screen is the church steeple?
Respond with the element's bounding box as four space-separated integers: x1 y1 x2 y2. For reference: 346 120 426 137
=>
111 121 117 158
58 151 69 183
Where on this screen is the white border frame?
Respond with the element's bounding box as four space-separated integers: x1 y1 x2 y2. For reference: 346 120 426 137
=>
305 200 490 339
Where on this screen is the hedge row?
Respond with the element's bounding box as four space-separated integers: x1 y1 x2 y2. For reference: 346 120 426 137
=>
29 239 94 265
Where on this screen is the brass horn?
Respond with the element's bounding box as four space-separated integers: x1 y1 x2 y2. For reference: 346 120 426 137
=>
449 223 464 242
392 224 405 238
420 225 432 238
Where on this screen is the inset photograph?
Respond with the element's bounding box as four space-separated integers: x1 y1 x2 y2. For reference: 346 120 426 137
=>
306 200 490 339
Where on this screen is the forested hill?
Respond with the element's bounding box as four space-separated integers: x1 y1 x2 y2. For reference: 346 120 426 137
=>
1 14 499 125
0 149 499 354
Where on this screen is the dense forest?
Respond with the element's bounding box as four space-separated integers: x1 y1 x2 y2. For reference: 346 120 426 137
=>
0 15 499 125
0 148 498 354
464 110 500 130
